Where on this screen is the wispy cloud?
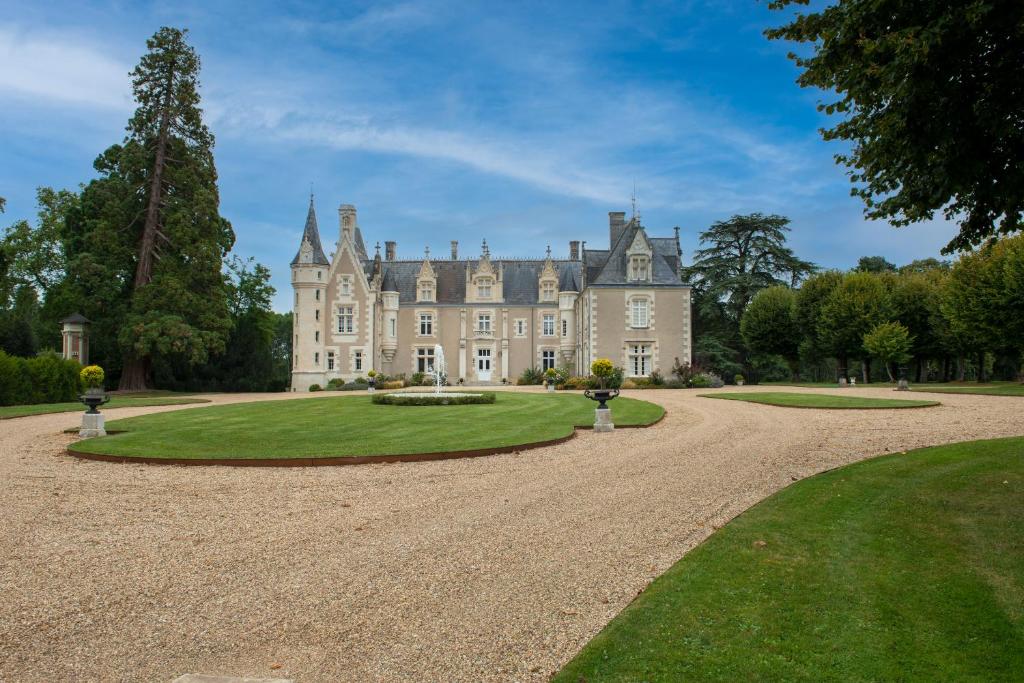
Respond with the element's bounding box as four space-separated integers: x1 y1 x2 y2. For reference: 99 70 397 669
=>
0 25 131 109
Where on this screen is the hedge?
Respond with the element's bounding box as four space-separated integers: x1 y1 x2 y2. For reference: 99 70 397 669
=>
0 351 82 406
372 392 496 406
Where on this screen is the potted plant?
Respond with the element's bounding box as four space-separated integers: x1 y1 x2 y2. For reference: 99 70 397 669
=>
584 359 620 432
79 365 109 413
734 373 745 386
544 367 558 392
367 369 377 392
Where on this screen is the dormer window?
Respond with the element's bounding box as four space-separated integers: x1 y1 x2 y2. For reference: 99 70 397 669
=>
541 281 556 302
341 276 352 295
477 278 493 298
630 256 649 282
418 283 435 302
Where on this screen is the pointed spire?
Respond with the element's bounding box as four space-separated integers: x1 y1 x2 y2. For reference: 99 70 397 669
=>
425 245 430 259
291 195 329 265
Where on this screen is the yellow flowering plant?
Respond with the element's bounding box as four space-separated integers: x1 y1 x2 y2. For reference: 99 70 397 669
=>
80 365 105 390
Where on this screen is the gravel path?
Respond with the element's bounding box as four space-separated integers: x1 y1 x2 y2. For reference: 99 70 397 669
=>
1 386 1021 682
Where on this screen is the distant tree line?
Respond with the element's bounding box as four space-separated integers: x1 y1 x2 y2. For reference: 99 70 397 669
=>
0 27 291 392
684 212 1023 384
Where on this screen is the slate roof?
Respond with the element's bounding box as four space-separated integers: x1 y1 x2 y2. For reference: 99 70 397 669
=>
60 312 91 324
585 220 683 287
290 197 329 265
371 259 583 305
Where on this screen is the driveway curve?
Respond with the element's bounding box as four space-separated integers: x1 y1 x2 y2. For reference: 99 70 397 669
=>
1 386 1021 682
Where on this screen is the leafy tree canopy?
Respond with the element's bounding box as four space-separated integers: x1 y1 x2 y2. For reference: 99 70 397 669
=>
740 285 801 378
767 0 1024 252
863 321 913 380
855 256 896 273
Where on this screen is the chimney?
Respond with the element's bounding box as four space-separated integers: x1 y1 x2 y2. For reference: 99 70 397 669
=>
451 240 458 260
609 211 626 246
569 240 580 260
385 241 396 261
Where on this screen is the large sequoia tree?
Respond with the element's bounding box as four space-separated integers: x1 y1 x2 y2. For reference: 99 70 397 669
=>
66 27 233 390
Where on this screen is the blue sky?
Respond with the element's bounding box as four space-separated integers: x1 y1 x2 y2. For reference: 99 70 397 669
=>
0 0 958 311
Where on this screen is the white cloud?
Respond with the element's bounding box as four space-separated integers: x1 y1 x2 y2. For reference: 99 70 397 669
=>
0 26 131 109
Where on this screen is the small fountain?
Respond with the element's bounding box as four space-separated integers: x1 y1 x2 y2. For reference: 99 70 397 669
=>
377 343 488 404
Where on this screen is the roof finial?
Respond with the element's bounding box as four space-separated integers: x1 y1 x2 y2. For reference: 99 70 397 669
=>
375 241 381 256
482 238 489 258
546 244 552 259
310 182 314 202
631 181 639 223
424 245 430 259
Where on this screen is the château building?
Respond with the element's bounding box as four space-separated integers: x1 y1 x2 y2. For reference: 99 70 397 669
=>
290 198 692 390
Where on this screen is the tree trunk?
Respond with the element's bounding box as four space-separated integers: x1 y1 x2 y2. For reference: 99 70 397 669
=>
915 357 923 383
123 63 175 392
862 359 870 384
118 355 152 391
885 362 895 382
977 352 986 383
957 356 966 381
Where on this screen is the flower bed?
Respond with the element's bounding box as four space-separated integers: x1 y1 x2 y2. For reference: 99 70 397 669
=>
372 392 496 406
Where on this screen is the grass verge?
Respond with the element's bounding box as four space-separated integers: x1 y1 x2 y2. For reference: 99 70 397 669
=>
0 395 209 419
555 436 1024 682
763 381 1024 397
71 393 664 460
699 392 939 409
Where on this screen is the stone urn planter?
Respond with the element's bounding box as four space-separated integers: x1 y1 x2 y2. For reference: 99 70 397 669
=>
545 381 555 393
584 388 620 432
79 387 110 437
367 378 376 393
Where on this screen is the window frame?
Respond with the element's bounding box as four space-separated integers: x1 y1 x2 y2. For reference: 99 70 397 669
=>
541 349 556 371
630 298 650 329
337 305 354 334
542 313 555 336
627 343 652 377
419 312 434 336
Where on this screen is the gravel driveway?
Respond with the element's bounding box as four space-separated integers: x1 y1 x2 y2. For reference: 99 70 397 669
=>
1 386 1021 682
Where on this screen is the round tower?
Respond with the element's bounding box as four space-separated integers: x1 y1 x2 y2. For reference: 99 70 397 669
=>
380 268 399 363
290 196 330 391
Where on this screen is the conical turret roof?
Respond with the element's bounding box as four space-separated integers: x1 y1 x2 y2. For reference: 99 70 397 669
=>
290 196 329 266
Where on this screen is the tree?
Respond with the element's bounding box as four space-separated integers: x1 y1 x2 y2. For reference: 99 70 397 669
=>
794 270 843 371
855 256 896 273
112 27 233 389
766 1 1024 252
863 321 913 382
740 286 801 379
0 188 77 296
684 213 816 324
818 271 892 381
941 245 1004 382
889 271 944 381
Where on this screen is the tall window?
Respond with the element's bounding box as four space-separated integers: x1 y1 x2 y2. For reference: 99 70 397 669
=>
389 318 397 336
337 306 354 333
317 270 322 280
416 347 435 372
628 344 652 376
631 298 650 328
315 289 321 301
630 256 649 282
315 330 320 343
541 281 556 301
514 319 526 337
542 350 556 371
477 278 492 298
341 277 351 296
419 283 434 301
314 351 320 365
419 313 433 336
542 313 555 336
561 319 568 337
315 309 320 321
327 352 335 370
354 351 363 371
478 314 492 333
294 292 299 306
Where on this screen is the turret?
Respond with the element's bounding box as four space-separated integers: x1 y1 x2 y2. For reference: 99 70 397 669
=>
558 266 580 365
380 269 399 362
290 196 329 390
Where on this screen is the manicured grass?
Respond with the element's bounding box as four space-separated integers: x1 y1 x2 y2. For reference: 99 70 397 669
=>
555 436 1024 682
0 394 209 419
72 392 665 459
914 383 1024 397
700 392 939 409
764 381 1024 397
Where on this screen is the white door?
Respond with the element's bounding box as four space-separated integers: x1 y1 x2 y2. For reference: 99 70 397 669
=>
477 348 492 381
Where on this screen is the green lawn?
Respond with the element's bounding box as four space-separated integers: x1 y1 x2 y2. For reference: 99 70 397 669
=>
700 392 939 409
0 394 209 419
764 381 1024 397
555 436 1024 682
72 392 665 460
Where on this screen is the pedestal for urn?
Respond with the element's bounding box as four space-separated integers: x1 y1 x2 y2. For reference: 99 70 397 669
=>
79 388 110 437
584 388 620 432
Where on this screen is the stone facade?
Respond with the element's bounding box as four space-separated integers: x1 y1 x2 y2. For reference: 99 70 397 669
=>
290 198 692 390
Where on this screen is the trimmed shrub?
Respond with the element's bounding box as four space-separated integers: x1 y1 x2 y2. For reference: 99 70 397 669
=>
381 380 405 390
0 351 80 406
326 378 345 389
354 376 368 385
559 376 590 390
309 384 323 392
410 372 425 386
372 392 496 406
